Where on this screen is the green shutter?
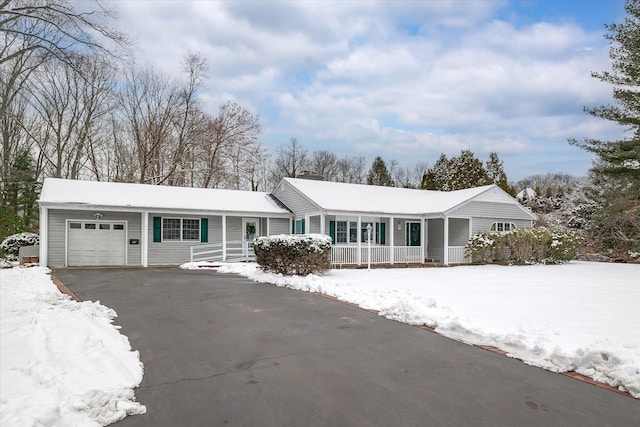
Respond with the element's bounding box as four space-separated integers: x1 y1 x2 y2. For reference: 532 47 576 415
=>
153 217 161 242
301 219 305 234
329 220 335 243
200 218 208 242
380 222 386 245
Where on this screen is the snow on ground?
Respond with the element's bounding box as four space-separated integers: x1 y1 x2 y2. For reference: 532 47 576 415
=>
210 261 640 398
0 267 145 426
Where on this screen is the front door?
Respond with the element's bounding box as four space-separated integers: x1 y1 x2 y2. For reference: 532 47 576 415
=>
242 218 259 255
406 222 421 247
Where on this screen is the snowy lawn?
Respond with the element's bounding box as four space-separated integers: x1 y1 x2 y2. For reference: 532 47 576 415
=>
205 261 640 398
0 267 145 426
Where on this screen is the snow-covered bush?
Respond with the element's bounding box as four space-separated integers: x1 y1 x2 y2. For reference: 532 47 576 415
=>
465 232 496 264
253 234 332 275
547 230 581 263
0 232 39 261
465 228 579 265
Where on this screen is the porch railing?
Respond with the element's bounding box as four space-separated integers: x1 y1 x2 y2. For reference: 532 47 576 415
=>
331 245 423 265
448 246 470 264
393 246 422 263
190 240 254 263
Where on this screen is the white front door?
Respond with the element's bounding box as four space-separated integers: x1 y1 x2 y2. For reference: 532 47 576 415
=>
242 218 259 256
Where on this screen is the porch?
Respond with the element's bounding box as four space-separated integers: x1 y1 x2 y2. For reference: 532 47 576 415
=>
301 213 471 266
330 245 469 266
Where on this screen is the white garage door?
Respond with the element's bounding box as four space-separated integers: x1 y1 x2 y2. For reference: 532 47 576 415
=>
67 221 126 266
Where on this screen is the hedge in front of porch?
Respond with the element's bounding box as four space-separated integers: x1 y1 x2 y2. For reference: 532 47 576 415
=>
254 234 332 275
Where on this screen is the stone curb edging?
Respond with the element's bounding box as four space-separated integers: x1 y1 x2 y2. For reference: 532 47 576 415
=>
50 274 82 302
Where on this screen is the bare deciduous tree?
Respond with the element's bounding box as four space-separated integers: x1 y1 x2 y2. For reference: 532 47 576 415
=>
0 0 127 67
271 137 309 182
309 150 338 181
196 100 261 188
0 0 126 207
29 55 117 179
335 155 365 183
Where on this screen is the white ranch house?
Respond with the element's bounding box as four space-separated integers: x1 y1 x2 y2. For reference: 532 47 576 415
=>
38 177 536 268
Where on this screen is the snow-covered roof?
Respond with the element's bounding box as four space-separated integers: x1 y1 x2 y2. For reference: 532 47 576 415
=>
39 178 291 216
516 187 537 200
279 178 502 215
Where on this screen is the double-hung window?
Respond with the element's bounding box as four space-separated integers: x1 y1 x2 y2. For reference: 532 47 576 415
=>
336 221 348 243
163 218 200 241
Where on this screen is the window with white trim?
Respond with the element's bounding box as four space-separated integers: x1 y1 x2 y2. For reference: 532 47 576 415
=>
490 222 517 232
163 218 200 241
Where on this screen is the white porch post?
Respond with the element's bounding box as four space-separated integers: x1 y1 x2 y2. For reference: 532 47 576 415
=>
222 215 227 261
443 216 449 265
320 214 325 235
39 206 48 267
389 216 395 264
141 211 149 267
420 217 425 263
305 214 310 234
357 215 362 265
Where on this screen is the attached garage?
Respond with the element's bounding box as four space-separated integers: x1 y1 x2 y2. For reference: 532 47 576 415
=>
67 221 127 266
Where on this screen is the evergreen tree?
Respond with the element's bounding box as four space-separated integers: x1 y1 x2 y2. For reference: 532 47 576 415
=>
420 153 449 190
421 150 496 191
4 149 40 231
570 0 640 193
569 0 640 253
448 150 490 190
485 152 509 192
366 156 394 187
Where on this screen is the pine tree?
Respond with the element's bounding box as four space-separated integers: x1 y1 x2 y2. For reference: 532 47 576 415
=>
420 153 449 190
485 152 509 192
570 0 640 193
4 149 40 230
448 150 490 190
366 156 394 186
569 0 640 253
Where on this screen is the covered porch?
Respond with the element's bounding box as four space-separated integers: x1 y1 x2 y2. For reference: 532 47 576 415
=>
301 213 471 266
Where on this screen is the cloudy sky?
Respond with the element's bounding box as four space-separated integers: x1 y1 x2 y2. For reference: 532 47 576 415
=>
113 0 626 181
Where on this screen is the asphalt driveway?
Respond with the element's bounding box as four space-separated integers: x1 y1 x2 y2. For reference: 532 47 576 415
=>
53 268 639 426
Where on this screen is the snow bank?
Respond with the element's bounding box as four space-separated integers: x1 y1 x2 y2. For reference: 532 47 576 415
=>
0 267 146 426
216 262 640 398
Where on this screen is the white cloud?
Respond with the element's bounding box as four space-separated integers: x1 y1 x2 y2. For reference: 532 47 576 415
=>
112 1 619 180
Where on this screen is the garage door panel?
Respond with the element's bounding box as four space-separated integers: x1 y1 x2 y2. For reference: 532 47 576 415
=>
67 221 126 266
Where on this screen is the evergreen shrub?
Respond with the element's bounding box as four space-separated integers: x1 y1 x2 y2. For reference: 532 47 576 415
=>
0 232 39 261
465 228 580 265
254 234 332 275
